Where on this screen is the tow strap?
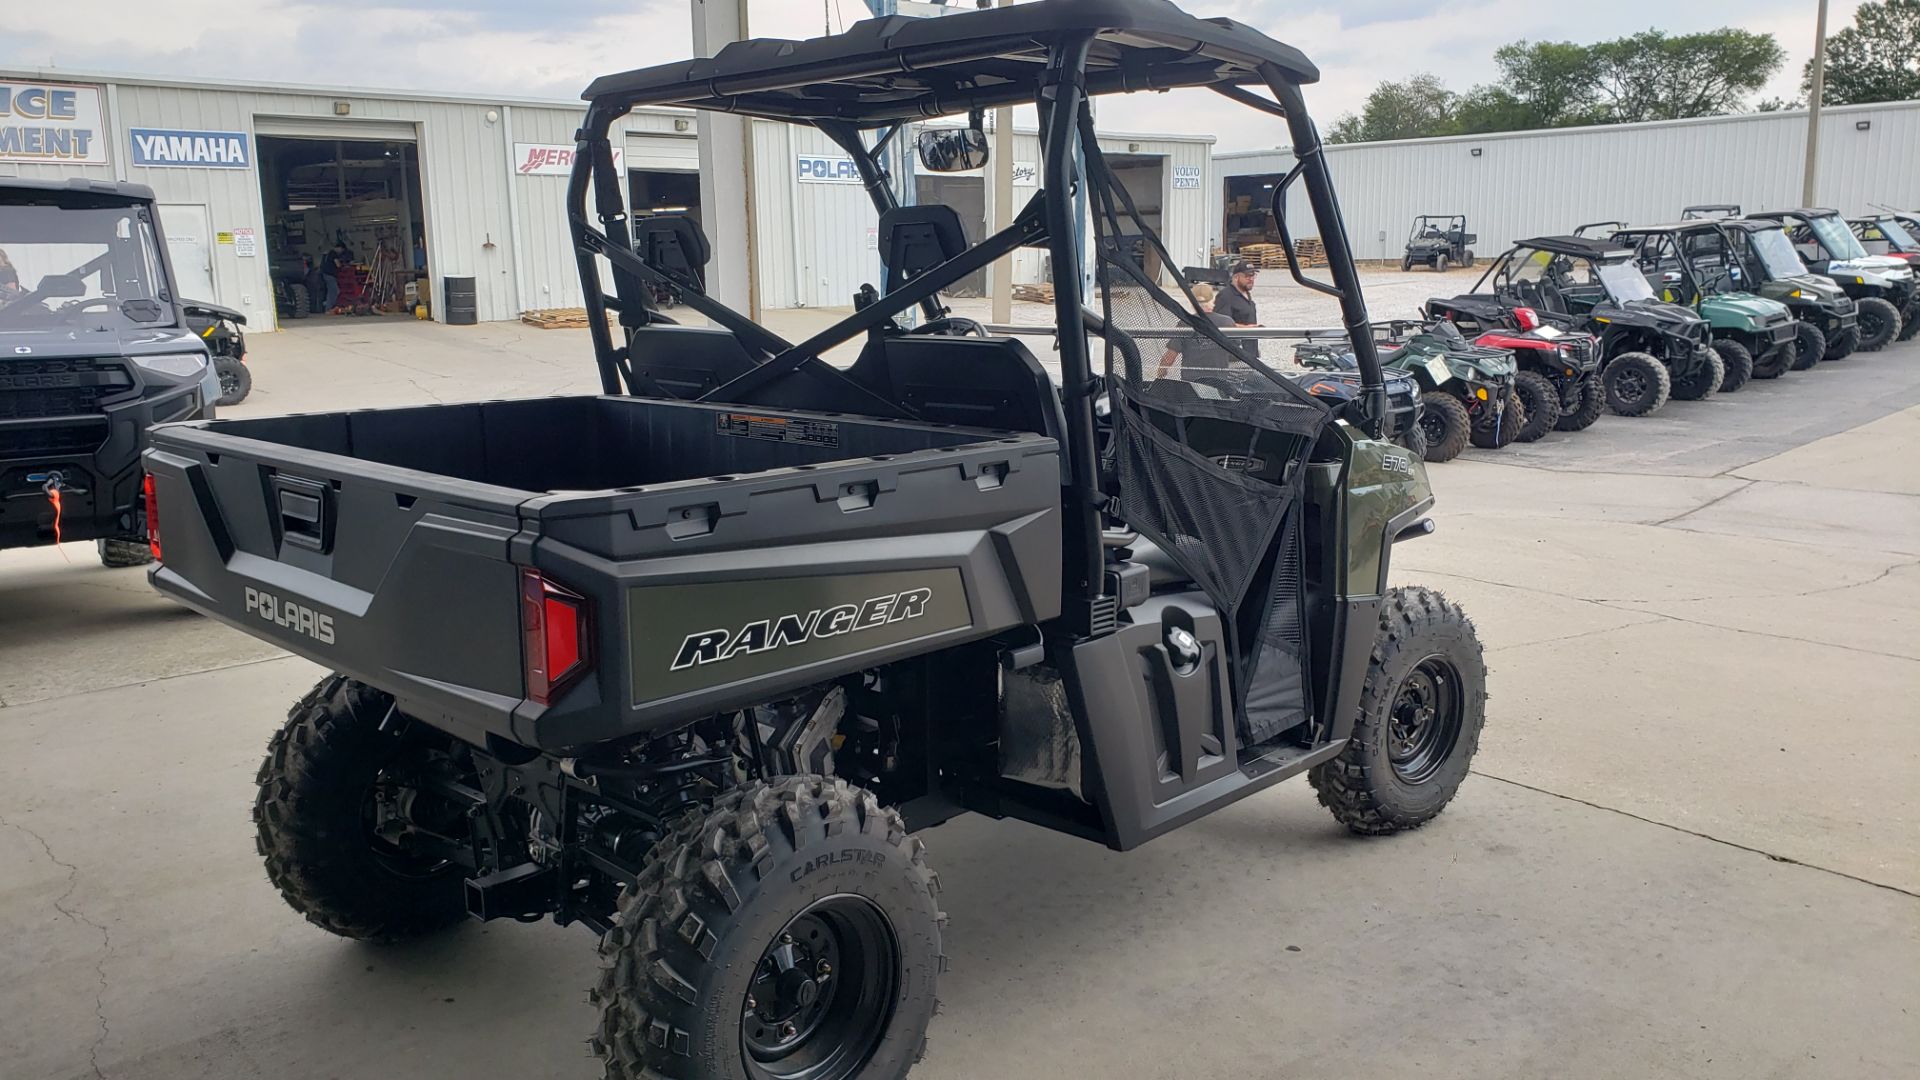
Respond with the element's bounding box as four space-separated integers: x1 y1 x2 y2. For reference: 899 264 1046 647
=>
25 471 72 562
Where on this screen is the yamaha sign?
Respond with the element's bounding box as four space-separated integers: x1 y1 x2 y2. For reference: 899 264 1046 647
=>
130 128 252 169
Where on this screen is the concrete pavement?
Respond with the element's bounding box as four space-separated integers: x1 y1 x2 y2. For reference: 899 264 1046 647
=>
1 310 1916 1079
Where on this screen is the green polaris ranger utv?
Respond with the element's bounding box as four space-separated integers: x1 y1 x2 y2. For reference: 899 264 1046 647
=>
144 5 1488 1079
1698 216 1860 368
1596 222 1801 388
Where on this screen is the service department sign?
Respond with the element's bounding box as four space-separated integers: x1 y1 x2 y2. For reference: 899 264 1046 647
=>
130 128 252 169
0 81 108 165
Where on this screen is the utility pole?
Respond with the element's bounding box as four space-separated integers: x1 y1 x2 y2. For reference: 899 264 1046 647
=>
1803 0 1829 206
693 0 758 317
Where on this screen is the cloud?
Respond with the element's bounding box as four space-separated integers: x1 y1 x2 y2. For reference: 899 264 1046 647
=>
0 0 1862 143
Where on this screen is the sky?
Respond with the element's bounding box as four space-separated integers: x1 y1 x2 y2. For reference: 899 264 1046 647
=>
0 0 1861 151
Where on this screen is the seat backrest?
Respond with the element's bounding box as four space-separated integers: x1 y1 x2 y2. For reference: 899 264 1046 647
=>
854 334 1065 439
627 324 756 399
633 216 710 290
878 204 968 295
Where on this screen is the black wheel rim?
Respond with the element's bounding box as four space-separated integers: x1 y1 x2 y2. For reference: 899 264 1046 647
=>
1612 367 1645 403
1387 656 1465 785
1418 409 1449 445
219 368 242 396
744 895 900 1080
1861 310 1887 343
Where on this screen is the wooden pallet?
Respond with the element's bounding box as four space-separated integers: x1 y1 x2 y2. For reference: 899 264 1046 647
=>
1012 283 1055 304
520 307 611 330
1235 240 1327 271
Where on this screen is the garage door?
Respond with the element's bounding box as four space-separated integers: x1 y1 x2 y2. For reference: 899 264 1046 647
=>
253 116 419 142
626 133 698 172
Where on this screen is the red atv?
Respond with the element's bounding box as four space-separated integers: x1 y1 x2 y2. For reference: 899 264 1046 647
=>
1428 302 1607 435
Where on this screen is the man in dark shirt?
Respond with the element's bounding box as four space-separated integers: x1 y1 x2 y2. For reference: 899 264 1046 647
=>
1156 282 1238 377
1215 260 1260 326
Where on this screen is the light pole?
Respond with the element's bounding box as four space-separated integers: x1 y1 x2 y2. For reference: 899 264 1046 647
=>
1802 0 1829 206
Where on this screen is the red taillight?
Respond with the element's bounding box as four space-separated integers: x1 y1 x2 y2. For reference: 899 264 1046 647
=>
520 569 591 706
1513 307 1541 330
143 473 162 561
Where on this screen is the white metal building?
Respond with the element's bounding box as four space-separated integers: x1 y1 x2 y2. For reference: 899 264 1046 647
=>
1214 101 1920 264
0 68 1212 328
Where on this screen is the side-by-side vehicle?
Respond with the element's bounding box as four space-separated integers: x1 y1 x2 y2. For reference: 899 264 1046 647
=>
144 5 1489 1078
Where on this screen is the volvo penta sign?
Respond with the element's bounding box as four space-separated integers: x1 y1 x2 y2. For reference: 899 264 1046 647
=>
0 81 108 164
130 128 252 169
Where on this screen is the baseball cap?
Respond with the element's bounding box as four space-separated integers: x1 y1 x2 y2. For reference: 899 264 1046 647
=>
1231 260 1258 275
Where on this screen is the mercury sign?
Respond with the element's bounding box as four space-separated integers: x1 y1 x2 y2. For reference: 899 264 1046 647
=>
797 155 862 184
515 143 623 176
130 128 251 168
0 81 108 165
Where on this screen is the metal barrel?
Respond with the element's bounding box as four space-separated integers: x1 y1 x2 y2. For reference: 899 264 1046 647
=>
444 276 478 325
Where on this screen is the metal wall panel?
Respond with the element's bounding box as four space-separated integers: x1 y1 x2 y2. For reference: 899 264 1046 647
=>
1217 102 1920 268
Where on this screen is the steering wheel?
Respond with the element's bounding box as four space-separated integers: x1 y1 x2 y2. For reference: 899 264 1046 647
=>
907 316 986 337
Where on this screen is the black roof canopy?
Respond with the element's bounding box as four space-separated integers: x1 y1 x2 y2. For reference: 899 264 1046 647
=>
583 0 1318 125
1517 235 1635 261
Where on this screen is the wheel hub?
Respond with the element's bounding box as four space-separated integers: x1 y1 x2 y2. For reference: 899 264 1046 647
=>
1387 656 1465 784
742 897 898 1080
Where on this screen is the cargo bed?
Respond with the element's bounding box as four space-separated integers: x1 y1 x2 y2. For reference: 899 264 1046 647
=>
147 395 1063 749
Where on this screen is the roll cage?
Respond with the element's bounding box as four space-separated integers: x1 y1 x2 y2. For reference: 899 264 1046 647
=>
1468 236 1646 312
564 0 1385 627
1605 224 1752 303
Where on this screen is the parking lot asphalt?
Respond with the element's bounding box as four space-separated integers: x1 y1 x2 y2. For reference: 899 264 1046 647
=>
2 287 1916 1079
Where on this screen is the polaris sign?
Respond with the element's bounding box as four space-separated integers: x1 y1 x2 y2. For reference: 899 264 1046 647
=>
796 154 862 184
130 128 252 169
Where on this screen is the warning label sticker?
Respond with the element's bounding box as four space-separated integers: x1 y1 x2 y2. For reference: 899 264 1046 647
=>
715 412 840 448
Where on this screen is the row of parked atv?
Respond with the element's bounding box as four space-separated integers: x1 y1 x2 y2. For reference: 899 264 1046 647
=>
1302 205 1919 464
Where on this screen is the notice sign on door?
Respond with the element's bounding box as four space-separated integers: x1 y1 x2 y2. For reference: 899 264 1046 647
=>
233 227 258 257
130 128 252 169
0 81 108 164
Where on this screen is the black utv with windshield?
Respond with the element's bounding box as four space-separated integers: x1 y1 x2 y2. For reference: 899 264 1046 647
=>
145 5 1489 1078
1676 216 1859 370
1751 208 1915 349
1 178 213 566
1401 214 1475 272
1432 236 1716 418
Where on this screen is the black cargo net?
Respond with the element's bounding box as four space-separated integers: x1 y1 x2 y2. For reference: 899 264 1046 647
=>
1081 118 1326 743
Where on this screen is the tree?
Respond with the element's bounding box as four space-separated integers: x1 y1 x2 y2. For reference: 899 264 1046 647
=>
1487 39 1605 128
1812 0 1920 105
1327 74 1457 144
1584 28 1785 122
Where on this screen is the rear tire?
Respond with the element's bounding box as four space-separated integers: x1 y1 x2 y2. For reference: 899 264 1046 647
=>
214 357 252 406
1669 346 1723 401
254 675 471 942
1602 352 1670 416
1416 392 1471 463
1710 339 1753 393
1855 297 1901 351
1510 371 1560 442
1397 419 1429 461
1309 586 1488 836
1554 372 1606 432
594 776 942 1080
287 284 310 320
1469 390 1524 449
1792 321 1830 369
96 537 153 568
1463 250 1475 268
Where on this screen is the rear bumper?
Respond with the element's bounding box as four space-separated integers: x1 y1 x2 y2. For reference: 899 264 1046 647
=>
0 381 206 549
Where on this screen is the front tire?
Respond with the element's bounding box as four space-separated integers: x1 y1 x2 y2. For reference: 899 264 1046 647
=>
1791 321 1830 369
1855 297 1901 352
1711 339 1753 393
96 537 153 567
1669 346 1723 401
1554 372 1606 432
1510 371 1560 442
1416 392 1472 463
1401 254 1414 272
254 675 471 942
596 776 942 1080
1469 390 1524 449
1435 254 1450 274
1899 302 1919 342
1309 586 1488 835
1602 352 1670 416
214 357 253 406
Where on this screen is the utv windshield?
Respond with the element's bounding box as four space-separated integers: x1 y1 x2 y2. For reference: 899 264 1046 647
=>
1594 260 1657 303
0 200 174 330
1750 228 1811 277
1806 214 1869 261
1874 218 1918 250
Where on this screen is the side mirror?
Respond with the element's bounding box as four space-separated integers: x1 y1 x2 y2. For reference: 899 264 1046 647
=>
916 128 989 173
36 273 86 298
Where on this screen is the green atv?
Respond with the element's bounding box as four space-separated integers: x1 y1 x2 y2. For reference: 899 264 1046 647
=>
1594 222 1800 388
1302 322 1522 462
